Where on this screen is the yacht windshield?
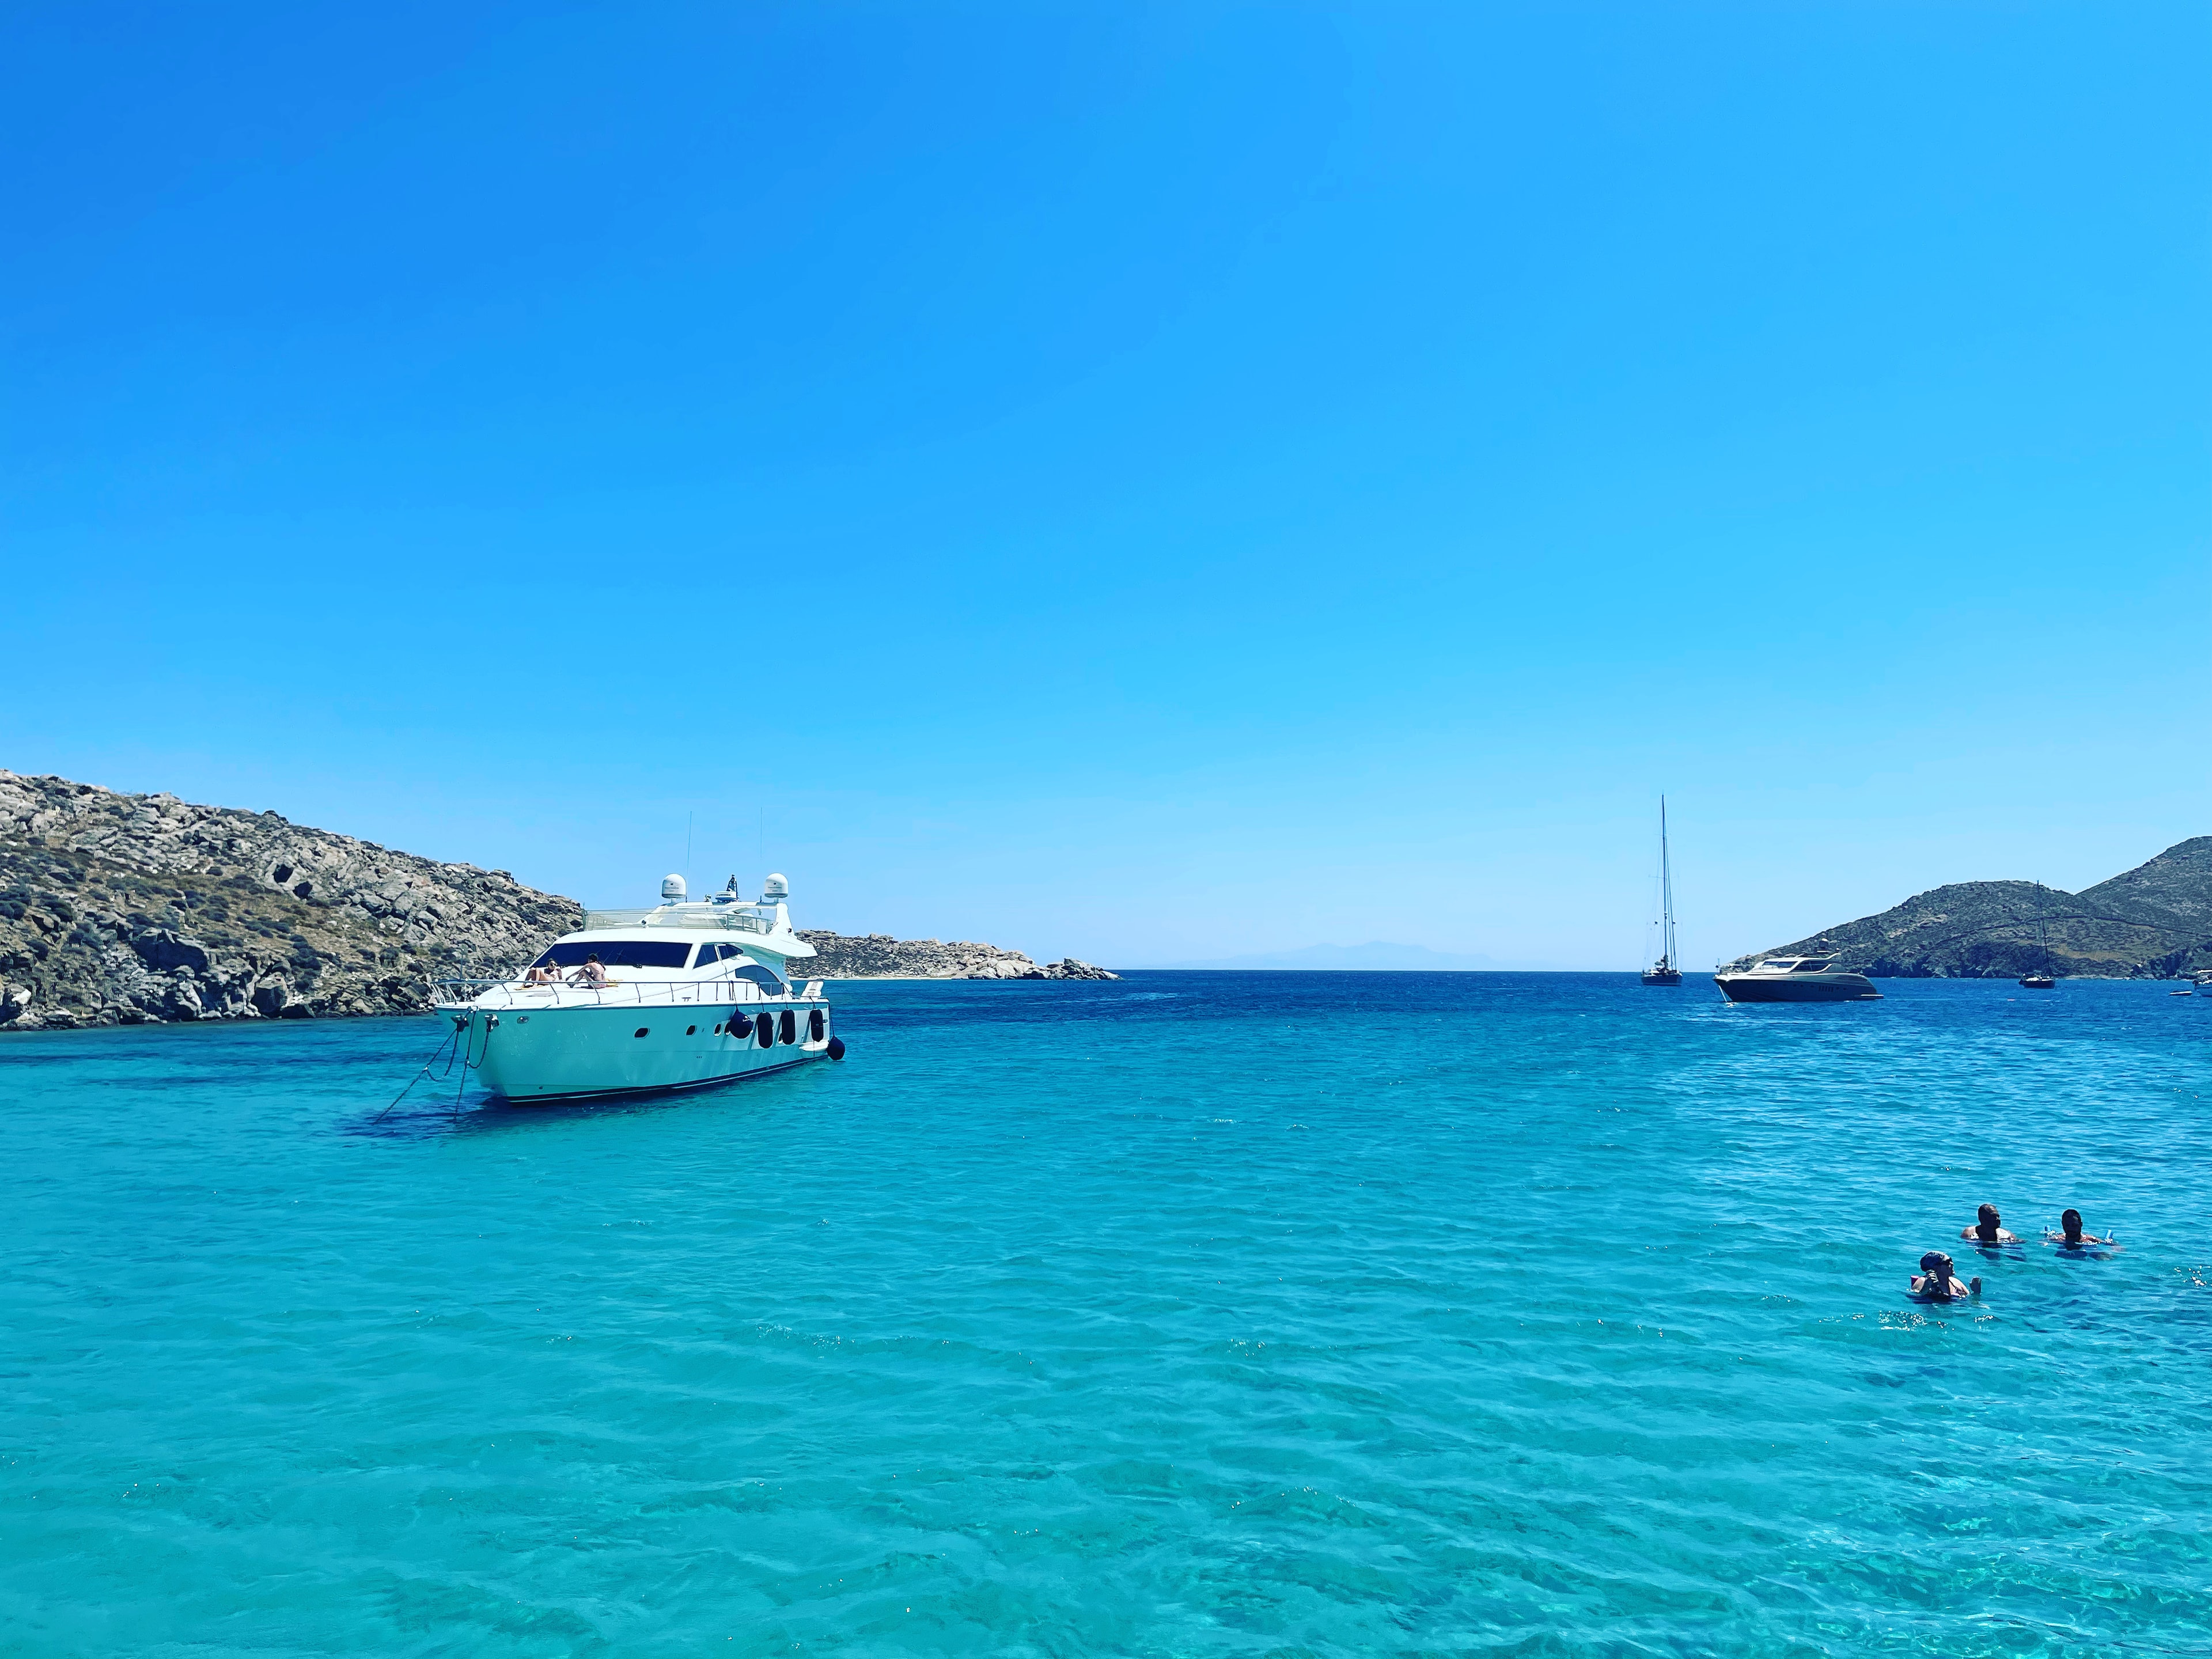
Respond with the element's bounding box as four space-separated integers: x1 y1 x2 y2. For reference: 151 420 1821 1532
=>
532 940 692 971
721 963 789 997
1791 960 1834 972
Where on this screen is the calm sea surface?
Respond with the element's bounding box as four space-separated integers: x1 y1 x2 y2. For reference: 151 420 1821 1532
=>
2 972 2208 1657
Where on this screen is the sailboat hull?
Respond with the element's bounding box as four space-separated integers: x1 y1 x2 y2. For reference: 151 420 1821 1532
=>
1641 969 1682 986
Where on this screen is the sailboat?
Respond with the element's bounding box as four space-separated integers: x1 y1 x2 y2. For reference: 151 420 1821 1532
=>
2018 881 2055 989
1642 797 1683 986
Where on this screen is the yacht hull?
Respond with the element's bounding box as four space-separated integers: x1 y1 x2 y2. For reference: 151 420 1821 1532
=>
1714 973 1880 1002
464 1002 833 1102
1641 969 1683 986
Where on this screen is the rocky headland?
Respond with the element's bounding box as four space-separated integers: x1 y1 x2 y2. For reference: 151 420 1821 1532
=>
0 771 582 1028
1730 836 2212 979
795 931 1116 980
0 770 1116 1028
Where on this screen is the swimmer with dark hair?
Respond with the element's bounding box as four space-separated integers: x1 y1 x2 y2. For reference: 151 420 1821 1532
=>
2047 1208 2112 1248
1911 1252 1980 1301
1960 1204 2019 1246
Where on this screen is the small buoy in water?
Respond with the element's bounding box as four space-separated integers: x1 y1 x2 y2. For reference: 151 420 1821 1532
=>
827 1036 847 1061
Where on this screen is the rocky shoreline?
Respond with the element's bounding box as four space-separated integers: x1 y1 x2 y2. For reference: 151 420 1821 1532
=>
0 771 1116 1029
1729 836 2212 979
794 931 1116 980
0 771 582 1029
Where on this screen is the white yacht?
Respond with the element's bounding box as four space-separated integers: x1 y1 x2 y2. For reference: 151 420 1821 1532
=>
434 873 841 1103
1714 956 1881 1002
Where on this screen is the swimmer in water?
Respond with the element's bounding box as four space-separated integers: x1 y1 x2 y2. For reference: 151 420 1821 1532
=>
1960 1203 2019 1246
1912 1251 1980 1300
2047 1207 2111 1248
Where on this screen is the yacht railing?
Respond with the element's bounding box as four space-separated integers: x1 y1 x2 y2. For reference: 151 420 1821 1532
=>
430 972 824 1011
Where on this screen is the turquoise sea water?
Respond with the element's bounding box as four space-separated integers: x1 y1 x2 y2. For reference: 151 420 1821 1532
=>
3 972 2208 1657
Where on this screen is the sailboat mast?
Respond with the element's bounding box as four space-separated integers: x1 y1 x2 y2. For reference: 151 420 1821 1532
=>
1659 796 1676 968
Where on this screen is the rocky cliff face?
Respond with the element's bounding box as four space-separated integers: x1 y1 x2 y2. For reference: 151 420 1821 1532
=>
795 931 1117 980
0 772 581 1028
1733 837 2212 979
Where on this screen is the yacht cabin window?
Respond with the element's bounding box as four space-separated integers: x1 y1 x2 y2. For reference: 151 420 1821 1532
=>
533 940 691 971
729 962 788 997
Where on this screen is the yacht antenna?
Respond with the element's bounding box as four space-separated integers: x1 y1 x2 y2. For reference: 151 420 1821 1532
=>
1659 796 1676 971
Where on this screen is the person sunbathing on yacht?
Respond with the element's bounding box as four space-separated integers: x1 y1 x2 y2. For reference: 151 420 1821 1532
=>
567 953 609 988
524 959 561 986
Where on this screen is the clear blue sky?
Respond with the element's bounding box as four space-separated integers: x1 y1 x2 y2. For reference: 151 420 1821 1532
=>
5 3 2206 968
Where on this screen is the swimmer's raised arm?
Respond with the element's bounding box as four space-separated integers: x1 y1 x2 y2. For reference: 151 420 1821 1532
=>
1911 1252 1979 1300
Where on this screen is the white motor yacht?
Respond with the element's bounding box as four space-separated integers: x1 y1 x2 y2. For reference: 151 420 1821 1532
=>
1714 956 1881 1002
434 873 840 1103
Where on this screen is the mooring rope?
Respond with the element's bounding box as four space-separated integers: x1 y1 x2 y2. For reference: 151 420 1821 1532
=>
371 1020 463 1124
454 1012 490 1113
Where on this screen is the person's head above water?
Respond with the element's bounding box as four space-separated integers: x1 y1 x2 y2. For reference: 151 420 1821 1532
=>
1976 1204 2002 1239
1919 1251 1949 1275
2061 1207 2084 1242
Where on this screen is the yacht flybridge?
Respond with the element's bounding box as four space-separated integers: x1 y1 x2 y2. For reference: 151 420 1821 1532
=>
433 873 841 1103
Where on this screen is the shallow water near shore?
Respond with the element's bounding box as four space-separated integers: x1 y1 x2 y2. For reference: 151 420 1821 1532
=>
2 972 2208 1657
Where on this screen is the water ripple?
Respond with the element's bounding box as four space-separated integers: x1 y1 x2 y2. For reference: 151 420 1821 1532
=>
1 975 2207 1655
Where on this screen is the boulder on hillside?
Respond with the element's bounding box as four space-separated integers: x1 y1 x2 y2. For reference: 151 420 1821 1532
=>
0 770 582 1027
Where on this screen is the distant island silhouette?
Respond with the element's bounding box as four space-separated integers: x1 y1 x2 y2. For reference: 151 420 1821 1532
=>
1160 942 1554 972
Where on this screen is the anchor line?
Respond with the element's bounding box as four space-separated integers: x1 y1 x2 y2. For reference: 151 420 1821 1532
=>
371 1022 461 1123
449 1009 499 1112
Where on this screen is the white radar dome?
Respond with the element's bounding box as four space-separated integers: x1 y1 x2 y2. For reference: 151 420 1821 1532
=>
762 873 789 900
661 873 687 902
